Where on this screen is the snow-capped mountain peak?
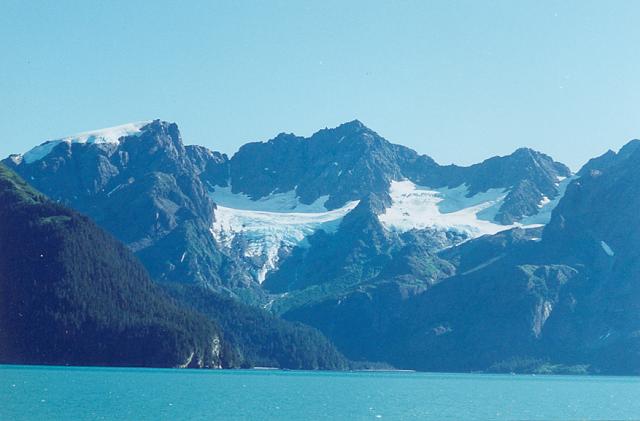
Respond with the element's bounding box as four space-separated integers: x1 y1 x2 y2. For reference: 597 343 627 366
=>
22 121 152 164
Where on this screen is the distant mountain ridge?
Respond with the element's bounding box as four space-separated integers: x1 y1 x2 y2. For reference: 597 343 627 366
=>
225 120 571 224
214 121 571 292
7 118 639 374
4 119 571 292
273 139 640 375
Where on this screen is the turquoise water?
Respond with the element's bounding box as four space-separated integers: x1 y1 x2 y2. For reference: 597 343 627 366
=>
1 365 639 420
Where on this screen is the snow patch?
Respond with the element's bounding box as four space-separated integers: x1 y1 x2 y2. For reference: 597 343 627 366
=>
461 254 506 275
600 241 615 257
379 180 529 238
380 178 574 242
520 176 575 225
106 183 124 197
210 186 332 213
209 186 358 283
533 300 554 337
9 154 23 165
538 196 551 208
22 121 151 164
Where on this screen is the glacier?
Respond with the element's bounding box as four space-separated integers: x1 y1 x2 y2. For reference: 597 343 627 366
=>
209 186 359 283
378 180 517 237
378 178 573 241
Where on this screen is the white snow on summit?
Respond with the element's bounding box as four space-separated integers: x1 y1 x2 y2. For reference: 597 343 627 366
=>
209 186 358 283
22 121 151 164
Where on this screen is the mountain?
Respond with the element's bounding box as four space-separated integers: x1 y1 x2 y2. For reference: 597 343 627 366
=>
279 139 640 375
537 140 640 374
228 121 570 220
283 227 575 372
227 124 571 321
5 120 570 295
3 121 249 292
205 122 639 374
212 121 571 290
15 118 640 374
0 163 350 370
0 164 224 368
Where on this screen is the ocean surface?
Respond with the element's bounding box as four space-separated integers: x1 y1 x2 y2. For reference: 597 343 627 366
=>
1 365 639 420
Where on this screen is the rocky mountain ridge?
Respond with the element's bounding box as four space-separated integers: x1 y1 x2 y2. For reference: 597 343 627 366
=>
5 119 571 292
6 118 639 374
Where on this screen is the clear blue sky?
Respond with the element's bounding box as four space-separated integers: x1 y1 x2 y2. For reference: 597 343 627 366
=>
2 1 640 170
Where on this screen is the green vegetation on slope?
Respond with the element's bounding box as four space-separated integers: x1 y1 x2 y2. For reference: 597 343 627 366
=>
163 283 349 370
0 164 223 368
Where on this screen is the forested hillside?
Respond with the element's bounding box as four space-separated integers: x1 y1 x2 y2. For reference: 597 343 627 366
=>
0 164 224 368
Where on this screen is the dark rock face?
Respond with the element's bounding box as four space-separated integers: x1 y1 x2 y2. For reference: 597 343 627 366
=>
229 122 570 222
386 261 580 372
229 121 407 210
186 145 230 189
4 120 235 289
537 140 640 374
578 139 640 176
264 195 397 293
467 148 571 224
285 257 580 371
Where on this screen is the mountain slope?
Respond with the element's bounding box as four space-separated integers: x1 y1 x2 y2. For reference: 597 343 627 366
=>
213 121 571 287
537 139 640 374
0 164 351 370
279 226 589 373
280 139 640 375
13 118 625 374
4 120 245 291
0 164 224 368
5 119 571 294
162 284 349 370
